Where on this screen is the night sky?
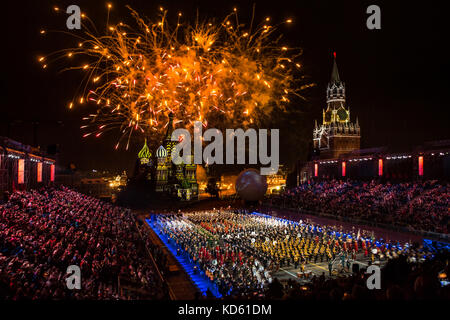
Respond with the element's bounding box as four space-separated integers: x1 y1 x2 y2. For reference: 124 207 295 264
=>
1 0 449 174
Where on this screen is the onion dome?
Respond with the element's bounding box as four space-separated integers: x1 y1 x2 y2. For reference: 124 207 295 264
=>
138 139 152 160
156 145 167 158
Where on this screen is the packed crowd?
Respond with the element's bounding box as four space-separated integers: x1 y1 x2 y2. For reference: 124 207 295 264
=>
0 187 167 299
269 180 449 234
151 210 434 298
1 183 447 300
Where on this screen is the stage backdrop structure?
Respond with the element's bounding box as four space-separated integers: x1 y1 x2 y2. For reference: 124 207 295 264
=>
235 169 268 201
0 136 55 194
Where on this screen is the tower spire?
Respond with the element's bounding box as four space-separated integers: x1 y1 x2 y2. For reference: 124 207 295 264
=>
326 52 345 103
164 112 174 141
331 51 340 83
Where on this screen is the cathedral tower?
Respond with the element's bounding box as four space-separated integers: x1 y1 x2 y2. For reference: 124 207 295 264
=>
154 112 198 199
313 53 360 159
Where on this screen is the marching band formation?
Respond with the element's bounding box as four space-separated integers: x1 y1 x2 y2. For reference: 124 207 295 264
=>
152 210 429 297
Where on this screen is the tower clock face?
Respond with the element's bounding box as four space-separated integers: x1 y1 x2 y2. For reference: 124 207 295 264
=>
337 107 348 121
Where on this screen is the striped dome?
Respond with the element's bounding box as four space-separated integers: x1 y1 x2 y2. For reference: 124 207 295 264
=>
156 145 167 158
138 139 151 159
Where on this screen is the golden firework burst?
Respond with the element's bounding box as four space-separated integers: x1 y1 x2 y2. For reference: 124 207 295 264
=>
39 4 314 150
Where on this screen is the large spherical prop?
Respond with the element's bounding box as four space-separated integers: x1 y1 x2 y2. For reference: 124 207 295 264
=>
235 169 268 201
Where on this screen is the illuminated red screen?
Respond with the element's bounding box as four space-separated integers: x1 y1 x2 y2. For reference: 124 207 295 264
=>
418 156 423 176
37 162 42 182
18 159 24 184
378 159 383 176
50 164 55 182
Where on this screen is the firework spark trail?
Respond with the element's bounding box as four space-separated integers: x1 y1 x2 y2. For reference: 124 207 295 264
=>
39 4 314 149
